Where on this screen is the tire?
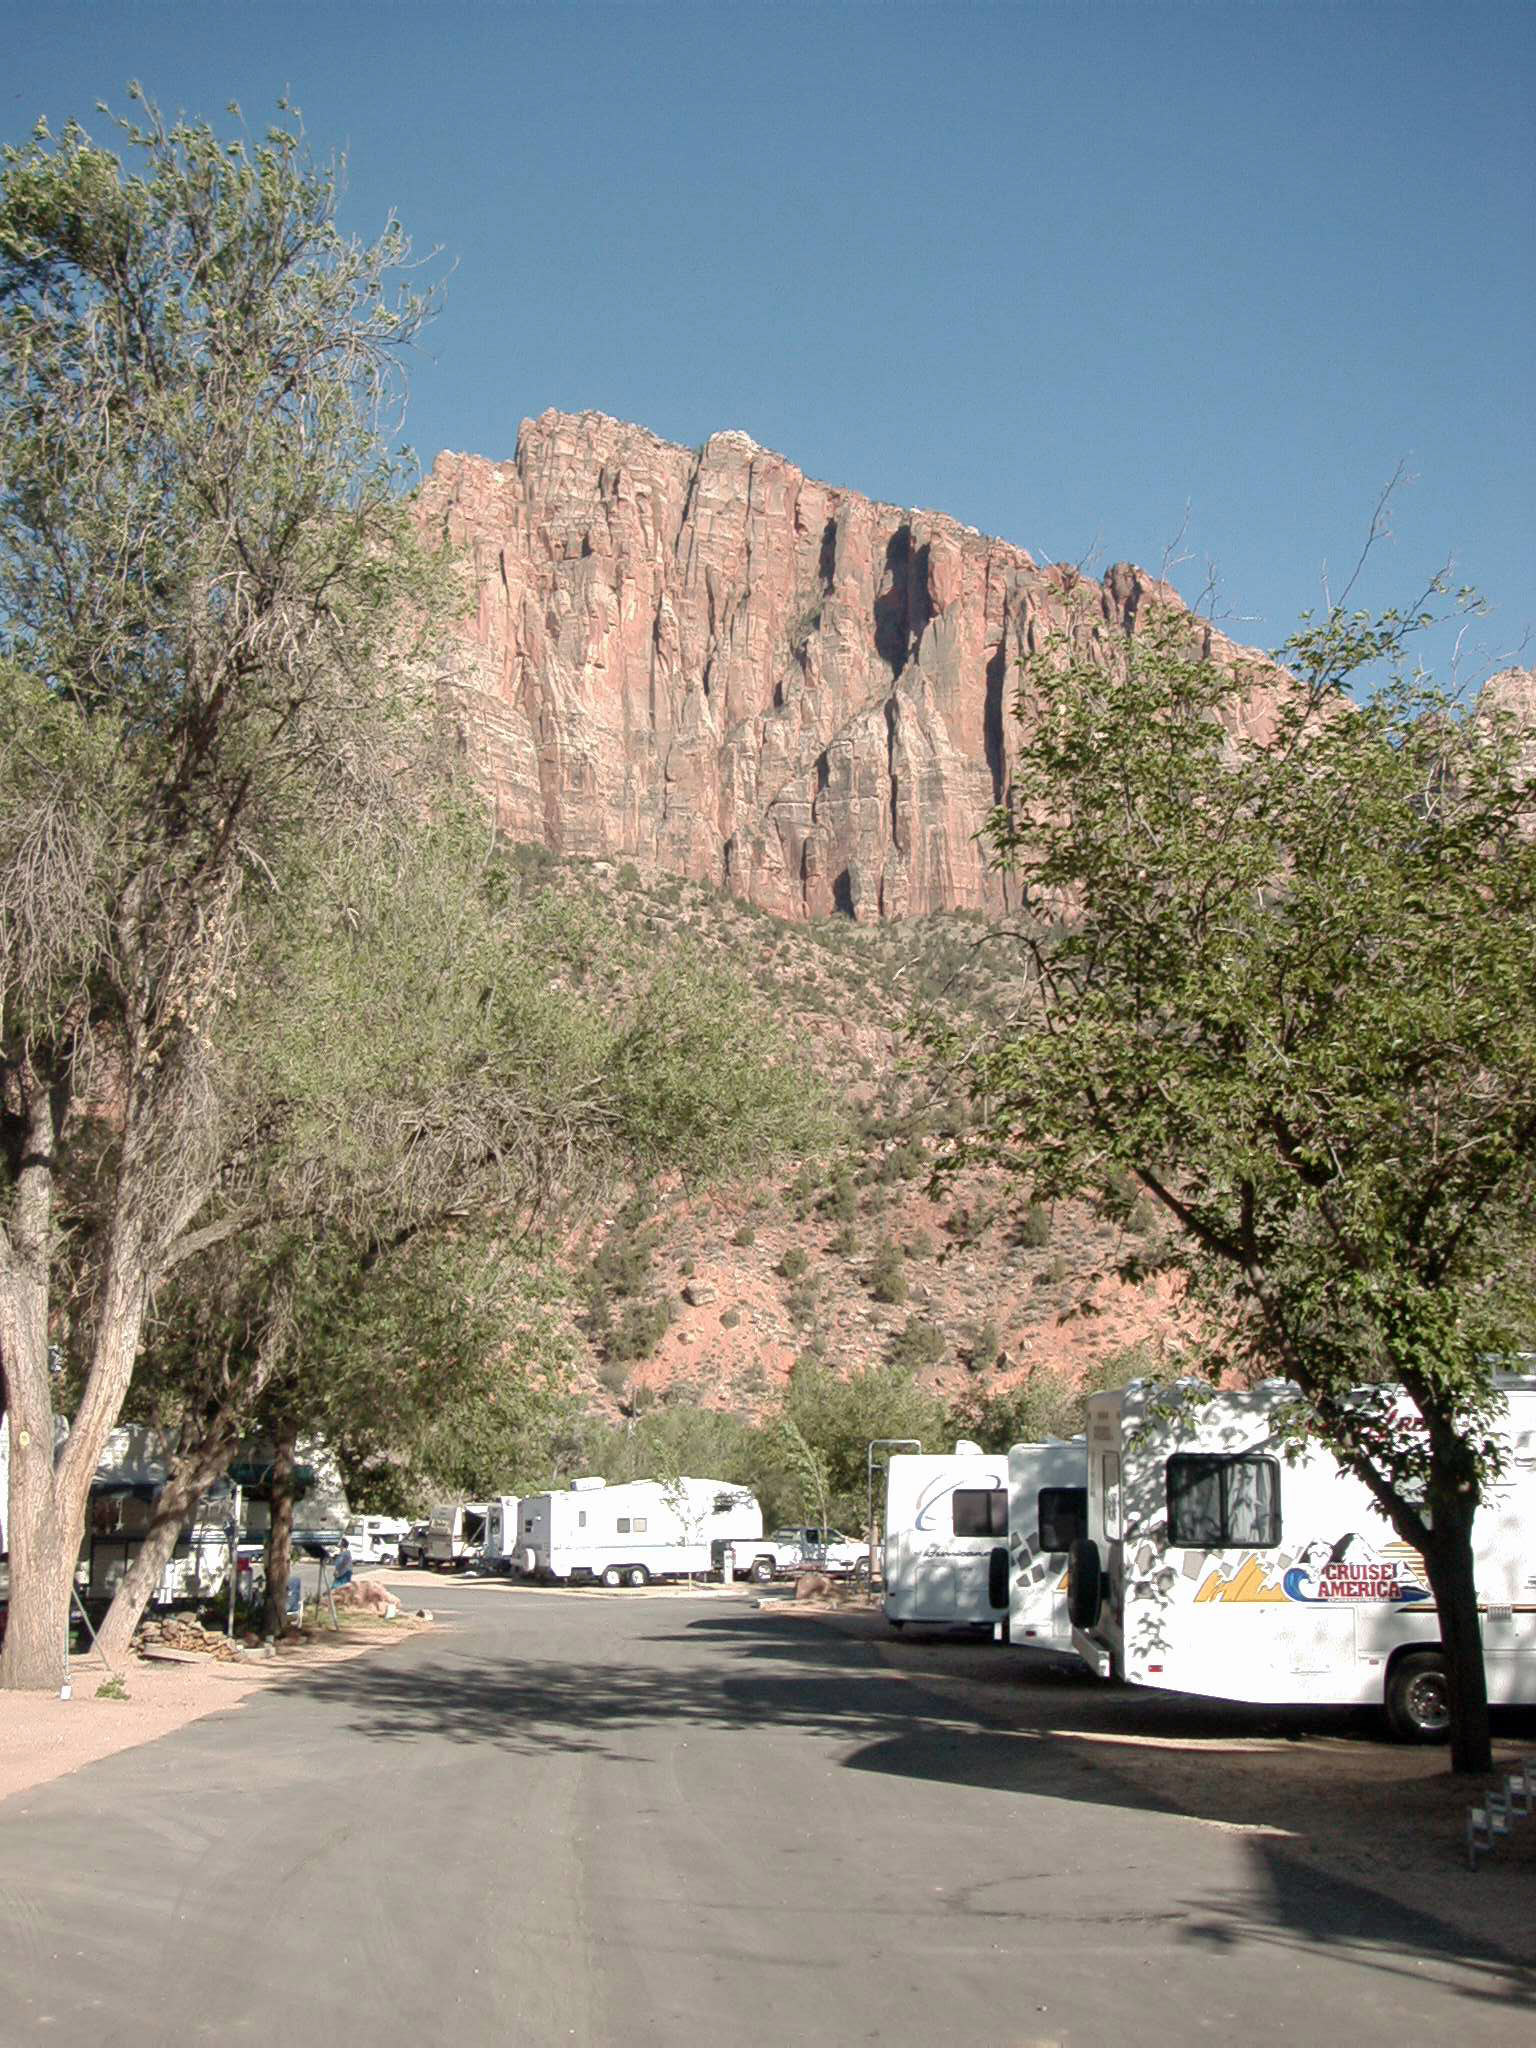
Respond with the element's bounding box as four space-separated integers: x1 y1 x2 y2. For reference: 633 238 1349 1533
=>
600 1564 624 1589
1066 1538 1103 1632
626 1566 649 1588
750 1558 774 1584
888 1618 906 1631
851 1555 871 1581
1385 1650 1451 1743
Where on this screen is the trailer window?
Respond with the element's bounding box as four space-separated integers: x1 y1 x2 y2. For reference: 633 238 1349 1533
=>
633 1517 647 1533
953 1488 1007 1538
1167 1456 1280 1547
617 1517 631 1534
1037 1487 1087 1553
578 1511 587 1528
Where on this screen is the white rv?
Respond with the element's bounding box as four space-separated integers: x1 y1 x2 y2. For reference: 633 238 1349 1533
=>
426 1501 488 1570
883 1445 1009 1629
1006 1438 1088 1647
342 1516 411 1564
516 1477 762 1587
1069 1377 1536 1739
481 1496 522 1571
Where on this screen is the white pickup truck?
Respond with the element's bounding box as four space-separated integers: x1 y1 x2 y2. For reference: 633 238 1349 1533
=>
729 1526 868 1582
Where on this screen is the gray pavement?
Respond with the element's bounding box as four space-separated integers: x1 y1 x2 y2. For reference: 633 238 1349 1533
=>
0 1581 1531 2047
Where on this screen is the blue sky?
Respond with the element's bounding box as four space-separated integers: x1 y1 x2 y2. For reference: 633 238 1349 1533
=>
7 1 1533 673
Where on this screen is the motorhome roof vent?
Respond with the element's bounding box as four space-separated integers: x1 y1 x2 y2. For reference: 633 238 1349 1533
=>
954 1439 984 1456
571 1476 608 1491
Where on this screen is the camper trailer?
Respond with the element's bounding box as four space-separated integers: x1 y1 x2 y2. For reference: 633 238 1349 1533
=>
516 1477 762 1586
1068 1377 1536 1739
883 1445 1009 1630
481 1496 522 1571
342 1516 412 1565
426 1502 488 1570
1006 1438 1088 1647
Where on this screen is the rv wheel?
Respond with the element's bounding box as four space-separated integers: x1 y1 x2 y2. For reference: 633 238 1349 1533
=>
750 1558 773 1584
1066 1538 1103 1631
626 1566 649 1588
1385 1651 1451 1743
601 1565 624 1590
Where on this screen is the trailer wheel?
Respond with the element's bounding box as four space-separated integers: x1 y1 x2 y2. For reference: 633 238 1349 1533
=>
626 1566 649 1588
1066 1538 1103 1631
888 1618 906 1631
601 1565 624 1589
1385 1651 1451 1743
750 1558 774 1584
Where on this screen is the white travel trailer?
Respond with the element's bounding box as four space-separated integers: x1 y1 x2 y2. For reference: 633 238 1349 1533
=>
1006 1438 1088 1647
342 1516 412 1564
481 1496 522 1570
883 1445 1009 1630
426 1501 488 1570
1069 1377 1536 1739
516 1477 762 1587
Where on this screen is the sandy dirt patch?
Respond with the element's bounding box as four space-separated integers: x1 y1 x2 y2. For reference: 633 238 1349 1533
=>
0 1615 435 1808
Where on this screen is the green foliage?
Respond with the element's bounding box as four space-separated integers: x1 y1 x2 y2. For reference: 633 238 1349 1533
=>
731 1223 757 1248
784 1360 950 1526
1013 1204 1053 1249
940 589 1536 1770
867 1240 909 1305
889 1316 947 1373
949 1366 1083 1449
779 1247 809 1281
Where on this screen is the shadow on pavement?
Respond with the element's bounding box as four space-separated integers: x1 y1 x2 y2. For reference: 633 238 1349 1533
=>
272 1602 1535 2010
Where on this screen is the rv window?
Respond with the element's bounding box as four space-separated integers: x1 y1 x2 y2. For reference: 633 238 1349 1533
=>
578 1511 587 1528
952 1488 1007 1538
633 1517 647 1533
1037 1487 1087 1554
1167 1455 1280 1548
617 1517 631 1534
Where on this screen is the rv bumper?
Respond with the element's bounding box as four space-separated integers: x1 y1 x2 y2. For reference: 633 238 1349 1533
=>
1071 1626 1112 1680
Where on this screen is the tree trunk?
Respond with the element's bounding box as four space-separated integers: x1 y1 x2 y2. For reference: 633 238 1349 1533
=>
95 1432 239 1666
1421 1510 1492 1776
261 1421 299 1640
0 1456 76 1691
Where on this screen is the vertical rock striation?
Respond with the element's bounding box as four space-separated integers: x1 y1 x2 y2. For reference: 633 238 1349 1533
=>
422 409 1236 919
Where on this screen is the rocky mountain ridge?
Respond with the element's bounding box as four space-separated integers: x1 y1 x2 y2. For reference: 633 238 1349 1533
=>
422 410 1259 921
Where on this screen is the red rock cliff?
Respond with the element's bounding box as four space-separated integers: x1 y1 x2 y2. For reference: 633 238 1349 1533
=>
422 410 1237 919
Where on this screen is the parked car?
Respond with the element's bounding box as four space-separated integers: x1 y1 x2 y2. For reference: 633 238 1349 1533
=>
395 1522 431 1569
734 1527 868 1580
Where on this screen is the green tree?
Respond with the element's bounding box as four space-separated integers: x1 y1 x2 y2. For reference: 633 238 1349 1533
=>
784 1360 950 1528
943 592 1536 1772
0 96 448 1688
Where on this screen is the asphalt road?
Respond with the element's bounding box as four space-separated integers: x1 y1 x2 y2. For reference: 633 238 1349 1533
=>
0 1582 1530 2047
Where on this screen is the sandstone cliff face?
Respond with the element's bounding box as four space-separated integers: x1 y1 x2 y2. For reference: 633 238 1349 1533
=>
422 411 1238 919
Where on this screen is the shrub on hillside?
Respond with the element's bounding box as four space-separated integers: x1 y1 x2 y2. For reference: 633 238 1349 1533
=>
779 1247 809 1281
890 1317 947 1373
868 1240 908 1305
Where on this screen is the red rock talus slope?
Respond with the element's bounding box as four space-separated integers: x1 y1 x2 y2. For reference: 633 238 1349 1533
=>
421 410 1245 920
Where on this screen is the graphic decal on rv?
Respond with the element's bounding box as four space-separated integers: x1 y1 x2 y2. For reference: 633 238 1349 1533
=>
1193 1536 1429 1606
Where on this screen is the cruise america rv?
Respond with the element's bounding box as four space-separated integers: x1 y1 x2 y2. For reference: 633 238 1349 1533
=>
1006 1438 1088 1647
1068 1377 1536 1739
883 1445 1009 1630
516 1477 763 1586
